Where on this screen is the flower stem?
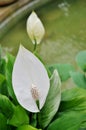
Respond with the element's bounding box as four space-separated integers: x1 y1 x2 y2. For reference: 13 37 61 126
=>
33 39 37 52
36 100 40 110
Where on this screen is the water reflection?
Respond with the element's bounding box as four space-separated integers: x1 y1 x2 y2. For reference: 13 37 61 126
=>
58 1 70 16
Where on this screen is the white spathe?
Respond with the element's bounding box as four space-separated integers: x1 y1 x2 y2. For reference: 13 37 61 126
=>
12 45 50 113
27 11 45 44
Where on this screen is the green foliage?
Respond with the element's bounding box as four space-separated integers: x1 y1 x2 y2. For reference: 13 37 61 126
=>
8 105 29 127
60 87 86 111
76 51 86 72
30 114 37 127
0 94 14 118
47 111 86 130
5 53 17 103
61 86 86 100
47 63 74 81
70 50 86 90
0 47 6 75
0 113 7 130
38 70 61 128
0 74 5 87
80 122 86 129
47 87 86 130
0 58 6 75
16 125 41 130
0 54 8 96
70 72 86 89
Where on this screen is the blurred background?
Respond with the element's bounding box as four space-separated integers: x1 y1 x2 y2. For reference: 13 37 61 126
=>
0 0 86 66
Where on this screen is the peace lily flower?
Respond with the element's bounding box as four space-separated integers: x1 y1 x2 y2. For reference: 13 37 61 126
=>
12 45 50 113
26 11 45 45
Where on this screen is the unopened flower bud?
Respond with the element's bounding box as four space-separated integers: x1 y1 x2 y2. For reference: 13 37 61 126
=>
27 11 45 44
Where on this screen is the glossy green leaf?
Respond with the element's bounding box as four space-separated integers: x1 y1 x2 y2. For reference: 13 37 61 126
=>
47 111 86 130
16 125 41 130
76 51 86 72
0 94 14 118
38 70 61 128
5 54 17 102
0 113 7 130
70 72 86 89
47 63 74 81
8 105 29 127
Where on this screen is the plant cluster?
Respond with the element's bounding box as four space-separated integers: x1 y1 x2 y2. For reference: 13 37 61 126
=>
0 12 86 130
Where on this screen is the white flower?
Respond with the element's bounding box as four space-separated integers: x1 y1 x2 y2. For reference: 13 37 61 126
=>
26 11 45 44
12 45 50 113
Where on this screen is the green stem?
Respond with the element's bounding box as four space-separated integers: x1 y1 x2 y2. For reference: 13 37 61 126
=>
36 100 41 128
36 100 40 110
33 39 37 52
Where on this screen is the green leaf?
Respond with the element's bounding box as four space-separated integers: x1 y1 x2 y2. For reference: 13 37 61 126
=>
38 70 61 128
80 121 86 129
8 105 29 127
0 74 7 96
30 114 37 127
70 72 86 89
0 94 14 118
79 127 86 130
61 87 86 101
16 125 41 130
47 64 74 81
0 46 6 75
60 87 86 111
0 58 6 75
0 113 7 130
0 74 5 86
47 111 86 130
5 54 17 102
60 97 86 112
76 51 86 72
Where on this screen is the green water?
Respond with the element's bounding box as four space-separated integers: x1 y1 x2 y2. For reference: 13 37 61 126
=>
0 0 86 65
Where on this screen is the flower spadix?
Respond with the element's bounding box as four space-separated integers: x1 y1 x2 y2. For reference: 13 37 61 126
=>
26 11 45 44
12 45 50 113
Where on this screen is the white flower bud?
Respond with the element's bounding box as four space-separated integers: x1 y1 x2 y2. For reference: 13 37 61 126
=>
26 11 45 44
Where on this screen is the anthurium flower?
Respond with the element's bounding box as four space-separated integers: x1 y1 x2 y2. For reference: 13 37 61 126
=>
12 45 50 113
26 11 45 44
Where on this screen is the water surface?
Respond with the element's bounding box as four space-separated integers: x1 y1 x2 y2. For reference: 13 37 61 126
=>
0 0 86 65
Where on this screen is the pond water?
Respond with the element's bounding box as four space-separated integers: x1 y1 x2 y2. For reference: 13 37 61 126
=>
0 0 86 66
